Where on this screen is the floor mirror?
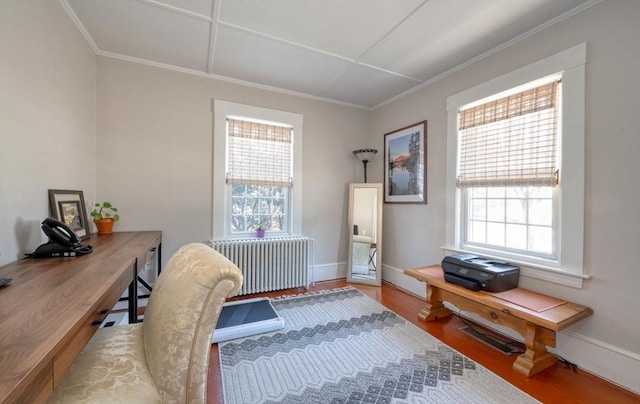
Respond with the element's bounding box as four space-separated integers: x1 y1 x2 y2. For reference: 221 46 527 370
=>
347 183 382 286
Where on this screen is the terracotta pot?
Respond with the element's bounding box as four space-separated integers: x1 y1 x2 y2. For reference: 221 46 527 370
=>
94 218 115 235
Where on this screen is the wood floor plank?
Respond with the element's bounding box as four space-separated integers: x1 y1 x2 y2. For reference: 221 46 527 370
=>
208 280 639 404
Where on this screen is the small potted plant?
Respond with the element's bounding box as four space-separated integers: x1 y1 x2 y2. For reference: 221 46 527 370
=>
256 226 265 238
90 201 120 235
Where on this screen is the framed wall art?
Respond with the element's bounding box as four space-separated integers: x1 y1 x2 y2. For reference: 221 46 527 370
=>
48 189 90 240
384 121 427 204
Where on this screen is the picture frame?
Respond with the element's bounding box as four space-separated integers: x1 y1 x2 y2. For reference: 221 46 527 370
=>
384 121 427 204
48 189 90 240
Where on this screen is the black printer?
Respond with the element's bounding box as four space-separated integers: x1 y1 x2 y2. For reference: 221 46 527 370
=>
441 253 519 292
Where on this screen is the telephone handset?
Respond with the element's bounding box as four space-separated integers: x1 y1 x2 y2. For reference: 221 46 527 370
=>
27 218 92 258
41 217 80 247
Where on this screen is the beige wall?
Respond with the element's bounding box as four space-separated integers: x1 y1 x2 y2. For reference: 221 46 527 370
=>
1 0 638 393
0 0 96 265
372 0 640 391
96 57 371 277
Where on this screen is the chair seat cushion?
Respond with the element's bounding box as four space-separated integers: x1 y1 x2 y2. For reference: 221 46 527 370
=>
48 323 161 403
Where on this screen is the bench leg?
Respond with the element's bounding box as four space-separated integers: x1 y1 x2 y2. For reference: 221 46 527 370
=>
513 323 558 376
418 284 453 322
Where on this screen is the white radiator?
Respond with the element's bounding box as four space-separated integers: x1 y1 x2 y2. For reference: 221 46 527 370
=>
209 236 313 295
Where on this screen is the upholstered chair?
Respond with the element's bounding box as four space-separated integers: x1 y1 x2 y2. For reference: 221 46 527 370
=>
352 235 373 274
48 243 243 403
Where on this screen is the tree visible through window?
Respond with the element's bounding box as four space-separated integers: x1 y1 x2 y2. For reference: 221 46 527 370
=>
230 184 287 232
226 118 293 234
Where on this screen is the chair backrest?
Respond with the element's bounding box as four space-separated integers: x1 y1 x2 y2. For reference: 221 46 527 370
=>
142 243 243 403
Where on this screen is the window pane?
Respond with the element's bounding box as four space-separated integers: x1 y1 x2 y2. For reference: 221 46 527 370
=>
246 216 260 231
506 199 526 224
230 184 287 233
528 187 552 198
487 199 505 222
506 187 527 198
272 215 284 230
231 215 245 232
529 199 552 226
258 215 271 229
506 224 527 249
231 197 243 214
271 198 284 214
529 225 553 254
259 198 269 212
272 187 285 197
487 222 505 246
469 220 486 243
464 185 554 258
244 198 258 215
471 199 486 220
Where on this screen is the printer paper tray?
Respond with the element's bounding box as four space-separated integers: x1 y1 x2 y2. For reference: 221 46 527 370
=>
444 273 480 291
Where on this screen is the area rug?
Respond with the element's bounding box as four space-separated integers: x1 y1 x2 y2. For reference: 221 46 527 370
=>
218 287 539 404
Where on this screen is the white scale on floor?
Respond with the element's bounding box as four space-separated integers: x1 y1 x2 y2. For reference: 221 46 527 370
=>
212 297 285 343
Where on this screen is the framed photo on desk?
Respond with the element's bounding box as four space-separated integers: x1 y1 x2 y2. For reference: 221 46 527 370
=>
48 189 90 240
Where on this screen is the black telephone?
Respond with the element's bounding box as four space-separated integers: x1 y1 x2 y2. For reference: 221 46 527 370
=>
27 218 93 258
42 217 80 247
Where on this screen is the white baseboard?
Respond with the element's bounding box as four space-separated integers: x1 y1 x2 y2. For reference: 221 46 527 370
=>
310 262 347 283
382 264 640 394
558 329 640 394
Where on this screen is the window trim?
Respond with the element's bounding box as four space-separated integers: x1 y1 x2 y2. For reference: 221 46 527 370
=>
445 43 588 288
212 100 303 239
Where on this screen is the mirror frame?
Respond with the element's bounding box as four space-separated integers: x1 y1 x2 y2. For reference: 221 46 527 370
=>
347 183 383 286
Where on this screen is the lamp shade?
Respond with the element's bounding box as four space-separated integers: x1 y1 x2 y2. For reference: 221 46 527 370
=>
353 149 377 183
353 149 378 162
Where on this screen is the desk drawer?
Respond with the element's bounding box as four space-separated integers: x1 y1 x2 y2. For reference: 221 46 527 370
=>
52 262 134 387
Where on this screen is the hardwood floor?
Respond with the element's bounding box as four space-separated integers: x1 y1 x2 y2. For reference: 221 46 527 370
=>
207 280 639 404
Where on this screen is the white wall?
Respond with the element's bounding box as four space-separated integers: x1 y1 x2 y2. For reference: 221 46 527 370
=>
372 0 640 392
0 0 96 265
95 57 372 280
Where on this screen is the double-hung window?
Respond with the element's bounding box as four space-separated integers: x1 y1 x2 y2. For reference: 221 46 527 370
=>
226 118 292 234
445 44 587 287
213 100 302 239
458 80 560 259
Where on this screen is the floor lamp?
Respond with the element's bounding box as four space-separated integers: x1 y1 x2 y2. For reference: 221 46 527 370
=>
353 149 377 183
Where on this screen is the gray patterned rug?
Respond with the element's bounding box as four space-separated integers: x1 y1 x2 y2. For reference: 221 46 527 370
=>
218 287 539 403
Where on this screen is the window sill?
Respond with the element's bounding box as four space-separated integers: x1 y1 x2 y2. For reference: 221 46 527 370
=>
441 246 590 289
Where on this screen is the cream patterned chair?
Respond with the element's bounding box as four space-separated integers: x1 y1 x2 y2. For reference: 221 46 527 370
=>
48 243 243 403
351 235 373 274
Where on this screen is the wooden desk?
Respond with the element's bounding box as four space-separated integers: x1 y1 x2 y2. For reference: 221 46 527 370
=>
405 265 593 377
0 231 161 403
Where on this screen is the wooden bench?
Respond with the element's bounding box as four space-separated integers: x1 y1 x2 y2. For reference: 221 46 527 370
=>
405 265 593 377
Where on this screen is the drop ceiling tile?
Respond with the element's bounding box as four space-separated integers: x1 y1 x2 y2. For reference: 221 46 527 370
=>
362 0 590 81
213 25 353 96
360 0 503 80
320 64 421 108
68 0 211 71
63 0 594 108
218 0 424 59
159 0 213 17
